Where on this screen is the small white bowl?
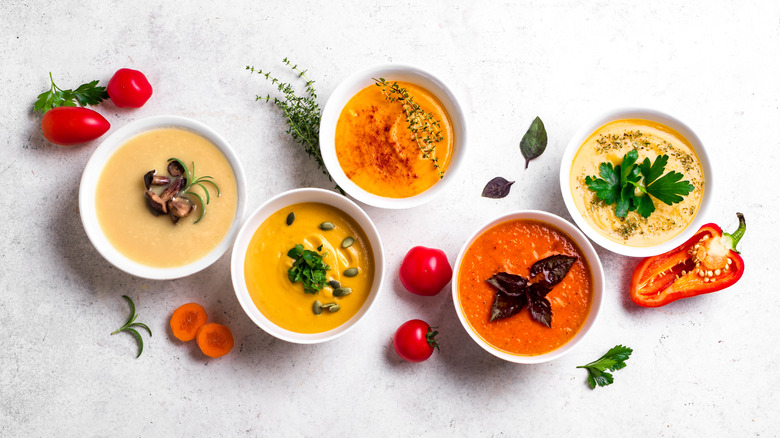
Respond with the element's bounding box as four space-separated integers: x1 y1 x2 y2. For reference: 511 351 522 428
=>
452 210 604 364
79 115 247 280
319 63 468 209
230 188 385 344
560 108 713 257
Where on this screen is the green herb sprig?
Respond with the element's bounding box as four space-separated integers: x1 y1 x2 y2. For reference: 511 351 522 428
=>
577 345 633 389
246 59 343 194
34 73 109 114
585 150 694 218
374 77 445 178
287 244 331 294
111 295 152 358
167 158 220 224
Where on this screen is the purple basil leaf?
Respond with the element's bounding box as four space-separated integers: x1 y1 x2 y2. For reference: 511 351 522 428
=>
528 295 552 328
482 177 515 199
530 255 578 287
486 272 528 296
490 291 527 322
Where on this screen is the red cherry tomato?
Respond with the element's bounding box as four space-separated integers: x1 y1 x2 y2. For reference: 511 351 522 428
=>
41 107 110 146
107 68 153 108
399 246 453 296
393 319 439 362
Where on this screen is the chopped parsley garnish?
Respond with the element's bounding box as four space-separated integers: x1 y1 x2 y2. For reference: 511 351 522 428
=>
577 345 633 389
287 244 330 294
584 150 694 218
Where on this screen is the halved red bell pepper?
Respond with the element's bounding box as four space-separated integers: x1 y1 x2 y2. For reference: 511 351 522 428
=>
630 213 746 307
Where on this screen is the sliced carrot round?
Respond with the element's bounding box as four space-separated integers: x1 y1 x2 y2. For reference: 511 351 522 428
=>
170 303 208 342
196 323 234 358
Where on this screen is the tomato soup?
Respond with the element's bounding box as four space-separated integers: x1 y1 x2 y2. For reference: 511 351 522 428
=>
96 128 238 268
335 81 454 198
457 220 593 356
244 202 374 334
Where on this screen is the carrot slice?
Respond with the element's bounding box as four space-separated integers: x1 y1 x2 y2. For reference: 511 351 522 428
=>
170 303 208 342
196 323 234 358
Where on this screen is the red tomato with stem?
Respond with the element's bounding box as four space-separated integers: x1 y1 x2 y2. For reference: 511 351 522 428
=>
393 319 439 362
399 246 453 296
41 107 110 146
107 68 153 108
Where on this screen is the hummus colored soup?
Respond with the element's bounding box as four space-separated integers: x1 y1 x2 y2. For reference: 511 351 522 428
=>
335 81 454 198
570 119 704 247
244 203 374 334
458 220 593 356
95 128 238 268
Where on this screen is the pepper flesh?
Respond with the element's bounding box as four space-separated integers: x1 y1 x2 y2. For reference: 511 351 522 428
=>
630 213 746 307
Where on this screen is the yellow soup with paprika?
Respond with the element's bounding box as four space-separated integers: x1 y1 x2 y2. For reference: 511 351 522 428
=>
335 81 454 198
244 202 374 333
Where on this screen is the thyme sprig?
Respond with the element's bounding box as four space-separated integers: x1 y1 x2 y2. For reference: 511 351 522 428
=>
111 295 152 358
373 78 445 178
246 59 343 194
167 158 221 224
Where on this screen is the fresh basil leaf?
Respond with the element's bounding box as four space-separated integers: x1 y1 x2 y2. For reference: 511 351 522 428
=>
520 116 547 169
527 295 552 328
490 291 527 322
486 272 528 297
530 255 578 287
481 177 515 199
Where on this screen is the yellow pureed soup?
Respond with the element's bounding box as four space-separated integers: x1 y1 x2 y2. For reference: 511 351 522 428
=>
569 119 704 247
95 128 238 267
335 81 454 198
244 203 374 334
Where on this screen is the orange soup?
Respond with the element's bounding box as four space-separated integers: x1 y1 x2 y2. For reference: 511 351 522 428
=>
458 220 592 356
335 81 454 198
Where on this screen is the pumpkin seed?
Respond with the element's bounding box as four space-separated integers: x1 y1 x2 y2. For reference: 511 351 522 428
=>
328 304 341 313
320 303 335 309
328 280 341 289
341 237 355 248
343 267 358 277
286 211 295 226
312 300 322 315
333 287 352 297
320 222 335 230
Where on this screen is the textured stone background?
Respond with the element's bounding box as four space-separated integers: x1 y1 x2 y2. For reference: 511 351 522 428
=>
1 1 778 436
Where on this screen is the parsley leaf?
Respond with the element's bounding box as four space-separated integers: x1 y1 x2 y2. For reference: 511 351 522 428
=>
287 244 330 294
585 150 693 219
577 345 633 389
33 73 108 114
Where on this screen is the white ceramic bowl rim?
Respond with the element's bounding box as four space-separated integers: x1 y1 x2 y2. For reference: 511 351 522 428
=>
452 210 604 364
230 188 385 344
78 115 247 280
319 63 468 209
559 107 713 258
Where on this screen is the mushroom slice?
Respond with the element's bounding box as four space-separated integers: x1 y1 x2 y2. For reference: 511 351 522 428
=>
145 190 167 215
168 160 185 177
160 177 186 203
169 196 193 218
143 170 170 190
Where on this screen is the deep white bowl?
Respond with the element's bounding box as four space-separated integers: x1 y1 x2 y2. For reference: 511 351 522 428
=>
79 115 247 280
560 108 713 257
319 63 468 209
230 188 385 344
452 210 604 364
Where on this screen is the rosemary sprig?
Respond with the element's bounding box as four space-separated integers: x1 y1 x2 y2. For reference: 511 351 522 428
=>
373 78 445 178
111 295 152 358
167 158 220 224
246 59 343 194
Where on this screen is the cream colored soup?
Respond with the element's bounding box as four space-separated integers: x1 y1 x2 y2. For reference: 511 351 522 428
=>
569 119 704 247
96 128 238 267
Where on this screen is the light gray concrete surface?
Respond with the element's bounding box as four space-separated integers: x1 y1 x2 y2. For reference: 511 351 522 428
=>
1 1 778 436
